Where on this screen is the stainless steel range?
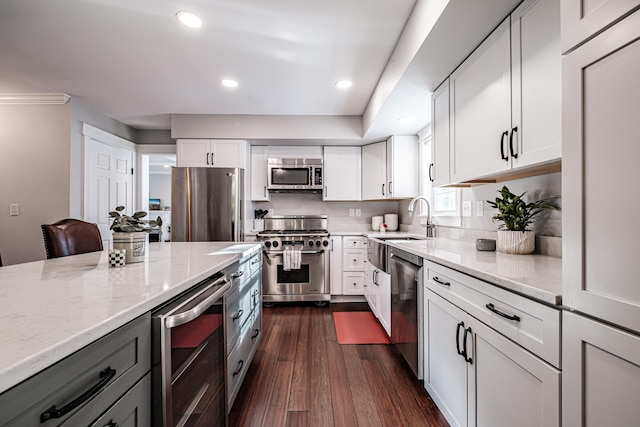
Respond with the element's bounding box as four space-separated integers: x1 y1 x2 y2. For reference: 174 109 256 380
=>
257 215 330 303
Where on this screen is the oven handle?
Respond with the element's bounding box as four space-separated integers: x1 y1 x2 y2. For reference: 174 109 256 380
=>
165 276 231 328
263 250 325 256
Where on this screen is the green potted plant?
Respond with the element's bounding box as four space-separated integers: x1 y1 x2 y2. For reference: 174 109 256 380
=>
487 186 559 254
109 206 162 263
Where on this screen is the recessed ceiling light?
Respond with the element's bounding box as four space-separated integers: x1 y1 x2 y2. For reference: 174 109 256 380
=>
397 116 415 124
335 79 353 89
176 10 203 28
221 79 239 88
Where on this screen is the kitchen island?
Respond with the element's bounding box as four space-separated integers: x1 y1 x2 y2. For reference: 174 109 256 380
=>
0 241 261 395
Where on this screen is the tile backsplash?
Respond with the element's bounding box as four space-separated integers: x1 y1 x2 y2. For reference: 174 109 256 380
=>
251 171 562 257
253 192 400 232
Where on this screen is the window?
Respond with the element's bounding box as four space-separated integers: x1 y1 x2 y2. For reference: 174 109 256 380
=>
419 126 461 227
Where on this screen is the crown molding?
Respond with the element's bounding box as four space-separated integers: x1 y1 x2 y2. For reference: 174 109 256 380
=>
0 93 70 105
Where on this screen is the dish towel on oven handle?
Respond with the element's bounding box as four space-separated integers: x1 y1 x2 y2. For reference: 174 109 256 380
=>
283 246 302 271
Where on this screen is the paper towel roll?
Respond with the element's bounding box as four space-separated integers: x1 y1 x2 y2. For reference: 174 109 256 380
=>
384 214 398 231
372 216 384 231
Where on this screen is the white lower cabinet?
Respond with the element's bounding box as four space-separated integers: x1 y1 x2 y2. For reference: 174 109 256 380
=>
376 270 391 336
562 311 640 427
424 261 560 427
329 236 343 296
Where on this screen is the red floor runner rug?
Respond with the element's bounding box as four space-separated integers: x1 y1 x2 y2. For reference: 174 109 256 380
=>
333 311 390 345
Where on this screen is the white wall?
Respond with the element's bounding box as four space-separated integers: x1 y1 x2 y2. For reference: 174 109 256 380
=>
149 174 172 210
0 104 71 265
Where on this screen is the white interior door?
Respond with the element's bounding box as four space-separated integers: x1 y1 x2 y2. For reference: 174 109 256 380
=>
84 136 134 248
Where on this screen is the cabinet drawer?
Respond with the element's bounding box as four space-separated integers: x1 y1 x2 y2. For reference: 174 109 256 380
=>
424 261 560 368
225 281 254 351
342 248 366 271
248 251 262 276
343 236 367 248
342 272 365 295
0 314 151 427
227 312 260 407
88 374 151 427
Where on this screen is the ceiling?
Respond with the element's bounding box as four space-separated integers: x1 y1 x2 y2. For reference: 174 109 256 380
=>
0 0 521 144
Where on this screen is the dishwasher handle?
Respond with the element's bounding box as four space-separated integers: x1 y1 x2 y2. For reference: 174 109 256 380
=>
165 276 231 328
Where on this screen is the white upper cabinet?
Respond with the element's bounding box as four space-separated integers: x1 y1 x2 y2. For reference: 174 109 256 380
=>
511 0 562 169
386 135 419 199
450 18 513 183
361 141 387 200
323 146 361 201
176 139 246 168
563 9 640 333
250 146 270 201
448 0 561 183
561 0 640 53
362 137 419 200
430 79 451 187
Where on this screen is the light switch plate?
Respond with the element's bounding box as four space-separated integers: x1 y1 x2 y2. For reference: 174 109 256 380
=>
9 204 19 216
476 201 484 217
355 208 361 217
462 201 472 217
348 208 355 217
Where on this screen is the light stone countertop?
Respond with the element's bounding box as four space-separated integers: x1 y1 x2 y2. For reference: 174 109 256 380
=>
0 242 261 394
330 231 562 306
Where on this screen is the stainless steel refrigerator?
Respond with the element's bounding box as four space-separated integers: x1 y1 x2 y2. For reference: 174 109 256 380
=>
171 167 244 242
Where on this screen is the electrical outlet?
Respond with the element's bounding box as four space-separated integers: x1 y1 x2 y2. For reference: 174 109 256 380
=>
476 201 484 217
355 208 361 217
462 200 472 217
9 204 19 216
349 208 355 217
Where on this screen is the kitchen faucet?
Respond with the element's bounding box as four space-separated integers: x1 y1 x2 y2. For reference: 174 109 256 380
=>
408 196 435 238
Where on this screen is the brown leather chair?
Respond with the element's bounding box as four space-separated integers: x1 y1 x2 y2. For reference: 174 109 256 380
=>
41 219 104 259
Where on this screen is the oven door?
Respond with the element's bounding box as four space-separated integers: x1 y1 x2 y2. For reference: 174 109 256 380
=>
152 274 231 427
262 250 327 298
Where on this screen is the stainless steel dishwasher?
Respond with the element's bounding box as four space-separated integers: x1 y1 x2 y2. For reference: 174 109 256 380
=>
388 246 423 379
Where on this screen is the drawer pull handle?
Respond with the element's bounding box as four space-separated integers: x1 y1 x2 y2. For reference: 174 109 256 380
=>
40 367 116 422
104 422 118 427
251 258 260 265
233 309 244 321
463 327 473 364
252 329 260 339
486 303 520 322
455 321 465 357
232 360 244 376
433 276 450 287
231 271 244 279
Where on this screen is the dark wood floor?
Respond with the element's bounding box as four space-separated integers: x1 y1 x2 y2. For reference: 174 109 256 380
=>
229 302 449 427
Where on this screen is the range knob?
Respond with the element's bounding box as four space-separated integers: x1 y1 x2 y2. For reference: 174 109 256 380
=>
322 240 329 247
308 240 315 247
316 240 321 247
272 241 279 248
264 241 271 248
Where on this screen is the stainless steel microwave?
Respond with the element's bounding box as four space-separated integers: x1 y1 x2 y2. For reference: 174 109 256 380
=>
267 158 323 191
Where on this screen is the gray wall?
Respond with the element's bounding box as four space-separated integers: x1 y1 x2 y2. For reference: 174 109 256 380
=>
69 98 137 218
0 98 137 265
0 104 71 265
137 130 174 145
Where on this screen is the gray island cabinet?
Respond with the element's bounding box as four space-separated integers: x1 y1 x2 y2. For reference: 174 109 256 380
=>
0 242 262 426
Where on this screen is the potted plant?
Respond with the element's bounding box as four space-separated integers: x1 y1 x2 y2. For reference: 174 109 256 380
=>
109 206 162 263
487 186 559 254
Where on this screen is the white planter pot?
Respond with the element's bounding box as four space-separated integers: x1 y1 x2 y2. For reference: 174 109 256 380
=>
112 232 148 263
496 230 535 255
